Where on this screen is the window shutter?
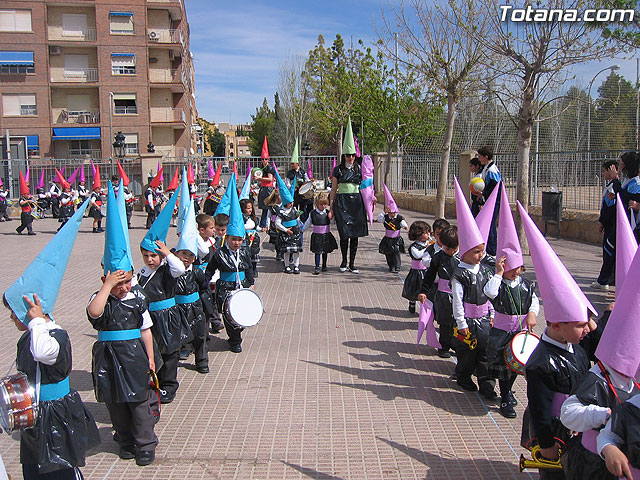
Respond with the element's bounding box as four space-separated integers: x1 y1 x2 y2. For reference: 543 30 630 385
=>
2 95 20 116
14 10 31 31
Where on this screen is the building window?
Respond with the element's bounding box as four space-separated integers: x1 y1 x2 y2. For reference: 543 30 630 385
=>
2 94 36 116
113 93 137 115
69 139 93 155
0 51 34 74
124 133 138 154
0 10 31 32
111 54 135 75
62 14 87 37
109 12 133 34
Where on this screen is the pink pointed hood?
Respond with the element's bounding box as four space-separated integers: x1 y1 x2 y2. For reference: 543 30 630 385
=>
596 246 640 377
616 193 638 292
475 181 500 244
36 169 46 190
517 202 596 323
454 177 484 255
79 164 85 183
496 183 523 271
383 183 398 213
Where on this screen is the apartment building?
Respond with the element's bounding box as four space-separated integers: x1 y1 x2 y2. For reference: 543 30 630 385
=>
0 0 197 162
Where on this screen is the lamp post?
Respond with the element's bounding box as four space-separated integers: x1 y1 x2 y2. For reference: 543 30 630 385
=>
587 65 620 154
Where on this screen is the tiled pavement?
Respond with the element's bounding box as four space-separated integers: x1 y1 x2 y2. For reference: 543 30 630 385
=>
0 207 612 479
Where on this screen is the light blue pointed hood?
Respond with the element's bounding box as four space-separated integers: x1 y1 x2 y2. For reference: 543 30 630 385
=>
274 168 294 205
116 179 134 269
214 171 236 216
239 169 251 200
5 197 90 324
140 185 181 252
176 167 190 235
104 181 133 275
227 179 246 238
175 198 198 256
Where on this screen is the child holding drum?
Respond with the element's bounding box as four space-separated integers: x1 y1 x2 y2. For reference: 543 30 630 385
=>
4 197 99 478
483 184 539 418
205 184 256 353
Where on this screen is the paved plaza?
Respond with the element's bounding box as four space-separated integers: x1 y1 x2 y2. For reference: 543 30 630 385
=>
0 207 611 480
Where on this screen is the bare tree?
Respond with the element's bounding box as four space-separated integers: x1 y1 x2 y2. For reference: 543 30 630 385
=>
456 0 621 249
379 0 493 218
275 54 313 155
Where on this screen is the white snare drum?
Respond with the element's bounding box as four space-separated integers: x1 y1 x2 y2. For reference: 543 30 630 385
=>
298 181 316 199
223 289 264 328
0 373 37 433
504 331 540 375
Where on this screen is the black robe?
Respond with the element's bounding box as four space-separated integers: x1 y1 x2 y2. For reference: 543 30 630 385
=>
420 249 460 325
204 245 255 312
332 165 368 239
378 214 406 255
17 327 99 473
309 209 338 254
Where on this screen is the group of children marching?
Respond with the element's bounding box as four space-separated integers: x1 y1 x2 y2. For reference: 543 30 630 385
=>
395 175 640 480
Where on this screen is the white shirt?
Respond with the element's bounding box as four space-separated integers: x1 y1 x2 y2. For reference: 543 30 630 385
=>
138 253 185 279
376 212 409 229
275 206 296 232
541 330 574 353
597 394 640 457
561 363 635 433
451 261 494 330
28 317 62 365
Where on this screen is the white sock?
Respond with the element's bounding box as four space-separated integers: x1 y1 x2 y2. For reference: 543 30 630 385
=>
293 253 300 267
284 255 290 267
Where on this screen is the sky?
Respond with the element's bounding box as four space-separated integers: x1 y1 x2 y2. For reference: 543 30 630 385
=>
184 0 639 126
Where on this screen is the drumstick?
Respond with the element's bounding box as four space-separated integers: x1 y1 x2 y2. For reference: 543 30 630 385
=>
520 330 530 355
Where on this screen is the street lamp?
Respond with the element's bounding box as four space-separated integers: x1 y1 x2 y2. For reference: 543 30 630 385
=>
587 65 620 153
113 131 126 159
302 140 311 156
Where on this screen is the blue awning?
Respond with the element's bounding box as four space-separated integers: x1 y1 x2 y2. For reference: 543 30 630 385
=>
52 127 101 140
111 53 135 57
0 51 34 66
27 135 39 150
110 11 133 16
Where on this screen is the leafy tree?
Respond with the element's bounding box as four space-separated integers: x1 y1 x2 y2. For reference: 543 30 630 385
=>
593 72 637 149
248 98 275 156
209 128 225 157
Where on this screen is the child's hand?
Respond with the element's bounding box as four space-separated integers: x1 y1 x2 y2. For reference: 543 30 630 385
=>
155 240 171 257
149 359 156 373
23 293 45 321
104 270 128 288
496 256 506 276
602 445 633 479
526 312 536 331
286 228 293 235
417 293 426 304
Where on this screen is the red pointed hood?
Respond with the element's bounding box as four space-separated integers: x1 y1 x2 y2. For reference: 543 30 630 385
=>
19 170 30 195
261 136 269 159
166 167 180 191
149 167 163 189
117 160 130 186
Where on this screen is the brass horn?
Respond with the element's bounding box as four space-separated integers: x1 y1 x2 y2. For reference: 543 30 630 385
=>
519 445 563 472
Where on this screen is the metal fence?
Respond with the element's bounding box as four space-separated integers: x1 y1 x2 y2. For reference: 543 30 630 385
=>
0 151 626 212
387 150 624 212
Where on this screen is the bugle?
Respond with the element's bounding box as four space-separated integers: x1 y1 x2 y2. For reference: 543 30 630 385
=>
519 445 563 472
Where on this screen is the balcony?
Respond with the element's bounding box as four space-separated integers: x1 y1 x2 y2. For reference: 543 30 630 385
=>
55 109 100 124
155 146 187 158
49 28 97 42
50 68 98 83
147 28 183 45
149 68 180 83
150 107 185 125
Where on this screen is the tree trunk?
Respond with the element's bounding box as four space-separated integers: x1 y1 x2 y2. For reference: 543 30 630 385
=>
385 140 393 186
516 74 535 255
336 125 343 160
435 96 457 219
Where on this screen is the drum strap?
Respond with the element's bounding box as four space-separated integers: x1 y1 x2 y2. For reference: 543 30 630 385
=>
597 361 640 404
230 250 242 288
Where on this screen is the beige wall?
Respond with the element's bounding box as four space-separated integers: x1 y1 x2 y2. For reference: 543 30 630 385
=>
148 48 172 82
47 7 96 41
149 88 172 108
50 87 99 123
147 9 170 34
152 126 174 150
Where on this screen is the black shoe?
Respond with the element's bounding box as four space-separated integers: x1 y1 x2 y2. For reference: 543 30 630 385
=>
159 392 174 404
393 267 400 272
119 445 136 460
339 261 347 272
136 450 155 466
499 402 517 418
210 320 224 333
178 349 190 360
16 228 22 235
348 265 360 274
479 387 498 399
389 267 394 272
509 391 518 406
276 255 283 261
253 270 258 278
92 228 97 233
437 349 451 358
293 267 300 274
27 231 36 236
408 303 416 314
457 377 478 392
321 266 327 272
196 365 209 374
284 266 292 274
313 268 320 275
230 344 242 353
97 227 105 232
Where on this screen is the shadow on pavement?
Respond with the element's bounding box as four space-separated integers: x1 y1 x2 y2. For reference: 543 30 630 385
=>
282 461 348 480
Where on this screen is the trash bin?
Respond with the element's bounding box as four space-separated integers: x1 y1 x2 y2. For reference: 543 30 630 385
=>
542 191 562 237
